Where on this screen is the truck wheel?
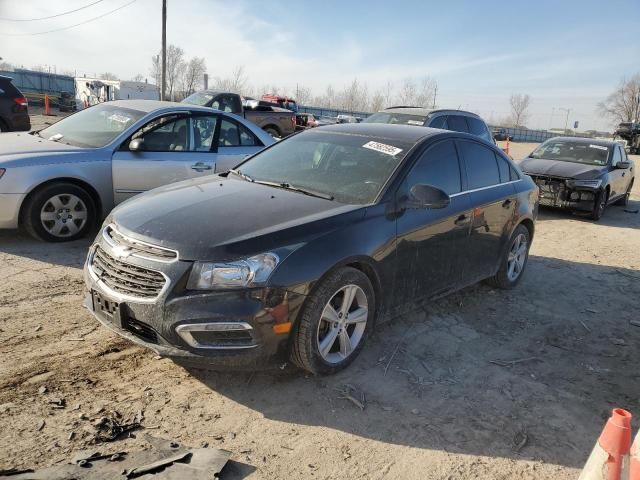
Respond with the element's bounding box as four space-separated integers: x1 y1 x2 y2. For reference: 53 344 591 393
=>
264 126 280 138
23 182 96 242
290 267 375 375
590 189 608 220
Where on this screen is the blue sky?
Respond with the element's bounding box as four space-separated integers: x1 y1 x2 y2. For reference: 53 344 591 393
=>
2 0 639 130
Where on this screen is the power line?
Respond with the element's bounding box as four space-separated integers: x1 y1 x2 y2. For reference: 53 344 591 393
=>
0 0 138 35
0 0 105 22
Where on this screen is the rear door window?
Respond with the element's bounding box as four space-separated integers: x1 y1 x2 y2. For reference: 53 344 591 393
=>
219 119 261 147
427 115 447 129
467 116 489 139
447 115 469 133
459 141 501 189
406 139 462 195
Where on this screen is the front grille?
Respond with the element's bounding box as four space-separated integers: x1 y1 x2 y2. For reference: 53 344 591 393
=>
104 225 177 262
91 246 166 299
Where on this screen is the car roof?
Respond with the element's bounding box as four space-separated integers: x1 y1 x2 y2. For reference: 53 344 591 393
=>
107 99 217 113
547 136 617 148
315 122 443 143
382 106 483 119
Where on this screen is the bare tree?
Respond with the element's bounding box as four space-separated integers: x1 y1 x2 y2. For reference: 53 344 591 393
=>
295 85 313 105
398 79 417 106
339 78 368 112
370 90 385 112
132 73 145 83
509 93 531 127
416 77 437 108
598 74 640 125
181 57 206 96
150 55 161 87
0 61 13 71
214 66 248 94
324 85 335 108
165 45 185 100
100 72 118 81
382 80 394 108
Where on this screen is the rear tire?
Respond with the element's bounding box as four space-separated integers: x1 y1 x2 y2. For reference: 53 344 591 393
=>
487 224 530 290
23 182 96 242
290 267 375 375
264 126 280 138
590 189 608 220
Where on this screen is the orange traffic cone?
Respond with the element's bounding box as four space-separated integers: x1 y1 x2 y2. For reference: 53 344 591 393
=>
44 95 55 116
579 408 632 480
630 429 640 480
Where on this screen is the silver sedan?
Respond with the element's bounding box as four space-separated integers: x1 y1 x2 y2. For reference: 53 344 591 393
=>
0 100 274 241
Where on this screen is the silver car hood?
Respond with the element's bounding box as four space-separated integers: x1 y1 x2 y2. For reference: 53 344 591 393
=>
0 132 92 167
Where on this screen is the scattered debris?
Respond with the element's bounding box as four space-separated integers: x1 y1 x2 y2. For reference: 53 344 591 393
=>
37 385 47 394
623 209 639 214
93 411 141 442
579 320 591 332
34 325 42 332
36 419 45 431
383 340 403 376
48 397 66 409
610 338 627 346
630 320 640 328
585 308 599 314
336 384 366 410
411 408 420 415
513 429 529 452
489 357 542 367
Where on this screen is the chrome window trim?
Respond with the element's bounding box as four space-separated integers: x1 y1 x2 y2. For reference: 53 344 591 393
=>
87 247 171 303
103 224 179 263
449 179 522 198
175 322 258 350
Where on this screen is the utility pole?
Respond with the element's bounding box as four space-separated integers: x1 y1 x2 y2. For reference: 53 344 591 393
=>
161 0 167 101
432 84 438 109
559 107 571 132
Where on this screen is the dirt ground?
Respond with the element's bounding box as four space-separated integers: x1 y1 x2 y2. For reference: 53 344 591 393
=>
1 142 639 479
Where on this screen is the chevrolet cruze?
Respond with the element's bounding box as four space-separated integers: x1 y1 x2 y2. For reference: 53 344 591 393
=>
84 123 538 374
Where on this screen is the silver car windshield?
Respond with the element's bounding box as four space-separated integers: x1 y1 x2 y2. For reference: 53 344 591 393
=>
39 104 146 148
236 131 412 205
530 140 610 166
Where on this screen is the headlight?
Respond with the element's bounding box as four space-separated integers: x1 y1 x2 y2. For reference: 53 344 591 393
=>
187 253 279 290
568 179 602 189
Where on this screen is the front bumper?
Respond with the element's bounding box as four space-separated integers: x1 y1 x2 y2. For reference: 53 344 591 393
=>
0 193 25 228
83 236 307 370
529 175 598 212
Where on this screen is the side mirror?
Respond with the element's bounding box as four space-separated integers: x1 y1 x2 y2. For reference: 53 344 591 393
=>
129 138 144 152
616 161 631 169
405 184 450 209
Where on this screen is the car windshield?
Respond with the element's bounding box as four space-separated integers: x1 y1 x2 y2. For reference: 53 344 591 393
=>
39 104 145 148
530 140 610 166
182 91 215 106
236 131 413 204
363 112 427 126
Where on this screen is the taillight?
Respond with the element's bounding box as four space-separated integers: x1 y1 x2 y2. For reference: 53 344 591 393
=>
14 97 28 106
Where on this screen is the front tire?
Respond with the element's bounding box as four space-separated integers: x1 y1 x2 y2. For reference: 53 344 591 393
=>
590 189 608 220
23 183 96 242
487 224 530 289
290 267 375 375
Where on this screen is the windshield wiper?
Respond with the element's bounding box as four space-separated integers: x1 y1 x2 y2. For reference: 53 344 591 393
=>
254 180 334 200
228 168 254 182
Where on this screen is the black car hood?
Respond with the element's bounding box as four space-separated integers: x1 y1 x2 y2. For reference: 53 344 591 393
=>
111 175 365 260
519 157 607 180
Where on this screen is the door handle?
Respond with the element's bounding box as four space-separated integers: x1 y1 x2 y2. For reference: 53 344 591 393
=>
502 199 513 208
191 162 212 172
454 214 470 226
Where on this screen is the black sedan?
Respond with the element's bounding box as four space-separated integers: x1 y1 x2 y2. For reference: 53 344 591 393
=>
519 137 635 220
84 124 538 374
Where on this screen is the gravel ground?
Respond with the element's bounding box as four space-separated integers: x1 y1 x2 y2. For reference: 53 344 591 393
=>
0 138 639 479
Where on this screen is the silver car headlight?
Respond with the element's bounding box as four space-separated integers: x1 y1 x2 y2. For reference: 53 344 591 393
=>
568 179 602 188
187 253 279 290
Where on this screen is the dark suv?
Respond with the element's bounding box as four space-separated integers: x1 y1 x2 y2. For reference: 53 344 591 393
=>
0 75 30 132
364 107 493 144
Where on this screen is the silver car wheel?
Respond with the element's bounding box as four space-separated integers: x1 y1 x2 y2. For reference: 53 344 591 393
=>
316 284 368 364
507 233 528 282
40 194 88 238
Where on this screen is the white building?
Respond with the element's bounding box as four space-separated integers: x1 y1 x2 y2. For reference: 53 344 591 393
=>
118 80 160 101
74 77 160 109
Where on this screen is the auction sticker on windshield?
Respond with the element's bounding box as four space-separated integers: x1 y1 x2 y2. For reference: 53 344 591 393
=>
407 120 423 126
589 144 609 151
362 141 403 156
108 114 132 124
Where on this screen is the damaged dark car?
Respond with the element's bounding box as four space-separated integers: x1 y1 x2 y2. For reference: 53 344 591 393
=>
519 137 635 220
84 123 538 375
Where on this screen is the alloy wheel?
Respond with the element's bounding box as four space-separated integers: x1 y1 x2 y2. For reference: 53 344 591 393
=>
40 194 88 238
507 233 528 282
316 284 368 364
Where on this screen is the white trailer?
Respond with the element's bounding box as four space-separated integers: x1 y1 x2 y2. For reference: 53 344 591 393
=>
118 80 160 101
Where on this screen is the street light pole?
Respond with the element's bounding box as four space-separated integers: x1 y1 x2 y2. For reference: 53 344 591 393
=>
558 107 571 132
161 0 167 101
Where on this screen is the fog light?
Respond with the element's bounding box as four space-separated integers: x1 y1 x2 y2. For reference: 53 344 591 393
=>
570 192 580 201
581 192 594 200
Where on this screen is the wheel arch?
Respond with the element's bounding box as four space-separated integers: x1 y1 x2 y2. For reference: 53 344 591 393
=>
19 177 103 226
262 124 281 136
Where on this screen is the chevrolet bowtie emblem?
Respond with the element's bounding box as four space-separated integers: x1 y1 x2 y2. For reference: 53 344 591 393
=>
112 245 133 258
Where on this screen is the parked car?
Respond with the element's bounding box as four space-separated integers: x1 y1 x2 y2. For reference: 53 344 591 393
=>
295 113 318 130
519 137 635 220
336 114 360 124
0 75 30 132
364 107 493 144
84 123 538 374
0 100 273 242
492 128 511 141
182 91 296 138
